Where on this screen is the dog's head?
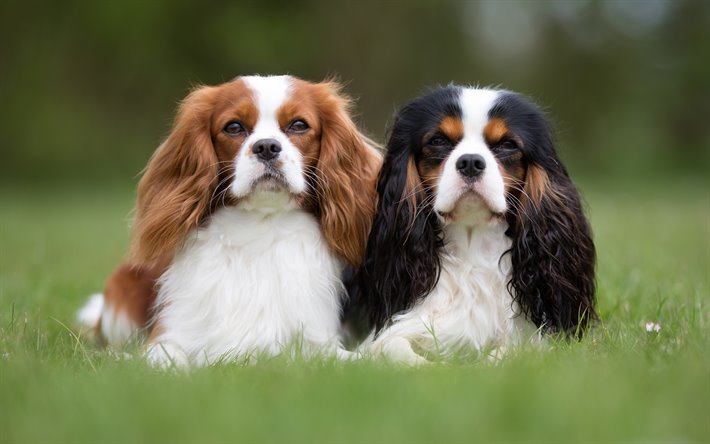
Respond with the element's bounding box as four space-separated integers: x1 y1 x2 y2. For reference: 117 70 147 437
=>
131 75 381 268
362 86 596 335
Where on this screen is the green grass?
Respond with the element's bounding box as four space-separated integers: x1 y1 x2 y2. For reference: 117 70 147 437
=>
1 178 709 443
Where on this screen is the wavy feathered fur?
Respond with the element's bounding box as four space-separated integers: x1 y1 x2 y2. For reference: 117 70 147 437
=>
360 87 596 338
489 93 596 335
310 82 382 267
82 76 382 353
130 85 219 267
359 87 459 333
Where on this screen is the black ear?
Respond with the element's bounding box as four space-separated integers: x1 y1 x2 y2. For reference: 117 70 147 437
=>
358 129 444 334
507 145 597 337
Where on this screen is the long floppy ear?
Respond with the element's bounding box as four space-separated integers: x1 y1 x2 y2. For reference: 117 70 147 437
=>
507 138 597 337
359 124 445 334
129 86 218 267
314 82 382 267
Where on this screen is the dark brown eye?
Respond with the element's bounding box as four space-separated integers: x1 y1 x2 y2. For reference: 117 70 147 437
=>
288 119 310 133
223 121 245 135
428 135 450 147
498 139 518 150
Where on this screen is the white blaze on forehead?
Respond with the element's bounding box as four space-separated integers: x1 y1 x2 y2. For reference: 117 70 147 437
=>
242 75 293 131
459 88 500 133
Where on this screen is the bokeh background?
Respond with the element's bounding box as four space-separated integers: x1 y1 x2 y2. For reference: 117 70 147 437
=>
2 2 709 441
2 0 708 188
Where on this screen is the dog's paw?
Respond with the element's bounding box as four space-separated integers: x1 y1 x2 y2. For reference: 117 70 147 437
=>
145 343 190 369
379 337 430 366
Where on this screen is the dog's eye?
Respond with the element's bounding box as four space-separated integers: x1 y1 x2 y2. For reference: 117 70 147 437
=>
428 135 450 147
497 139 518 150
288 119 310 133
223 121 245 135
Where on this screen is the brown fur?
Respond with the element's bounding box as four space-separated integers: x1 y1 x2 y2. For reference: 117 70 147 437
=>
130 85 221 267
98 261 167 338
439 116 464 142
401 157 425 222
130 77 380 268
304 81 382 266
483 117 509 143
498 153 525 196
131 80 264 267
417 154 445 188
412 117 463 206
96 76 381 343
483 117 526 199
522 164 550 205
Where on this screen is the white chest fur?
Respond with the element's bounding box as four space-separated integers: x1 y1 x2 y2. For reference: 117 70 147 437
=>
150 194 344 366
371 219 534 362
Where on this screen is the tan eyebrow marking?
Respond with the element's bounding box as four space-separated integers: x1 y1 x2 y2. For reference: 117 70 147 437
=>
483 117 509 144
438 116 464 142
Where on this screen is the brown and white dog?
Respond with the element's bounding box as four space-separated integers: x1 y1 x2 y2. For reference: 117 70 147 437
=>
78 75 382 367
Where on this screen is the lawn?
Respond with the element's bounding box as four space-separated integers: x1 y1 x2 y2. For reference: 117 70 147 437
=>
1 177 708 443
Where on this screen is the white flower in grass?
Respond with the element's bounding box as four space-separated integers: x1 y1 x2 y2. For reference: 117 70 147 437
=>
645 321 661 333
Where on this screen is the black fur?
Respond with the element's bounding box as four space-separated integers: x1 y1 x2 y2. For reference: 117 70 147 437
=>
360 87 596 337
359 86 461 333
492 93 597 335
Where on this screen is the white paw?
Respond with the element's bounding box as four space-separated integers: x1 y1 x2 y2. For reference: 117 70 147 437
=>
378 336 430 366
335 347 361 361
145 343 190 369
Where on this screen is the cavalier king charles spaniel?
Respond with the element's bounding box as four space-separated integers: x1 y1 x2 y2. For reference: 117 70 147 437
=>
78 75 382 367
358 86 596 364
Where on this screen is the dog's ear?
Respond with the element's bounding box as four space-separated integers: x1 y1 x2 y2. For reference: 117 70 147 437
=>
130 86 218 267
507 114 596 336
314 81 382 267
359 120 444 334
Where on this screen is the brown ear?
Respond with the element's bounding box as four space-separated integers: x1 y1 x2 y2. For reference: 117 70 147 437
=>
129 86 218 267
314 82 382 267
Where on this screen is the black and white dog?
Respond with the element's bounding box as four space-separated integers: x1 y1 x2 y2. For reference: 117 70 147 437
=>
358 86 596 363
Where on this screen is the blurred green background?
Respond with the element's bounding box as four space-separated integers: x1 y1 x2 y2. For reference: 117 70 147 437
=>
1 2 709 442
2 0 708 187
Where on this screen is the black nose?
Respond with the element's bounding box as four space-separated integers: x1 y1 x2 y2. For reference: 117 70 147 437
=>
456 154 486 178
252 138 282 161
